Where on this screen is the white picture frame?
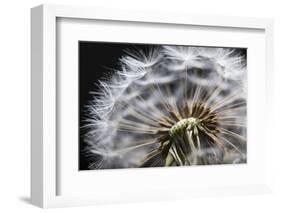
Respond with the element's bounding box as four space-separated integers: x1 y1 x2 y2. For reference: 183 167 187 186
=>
31 4 274 208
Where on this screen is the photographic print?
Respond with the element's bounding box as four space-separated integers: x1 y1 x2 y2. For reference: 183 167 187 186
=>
79 42 247 170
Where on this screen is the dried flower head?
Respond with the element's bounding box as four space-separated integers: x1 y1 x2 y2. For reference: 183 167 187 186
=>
82 45 247 169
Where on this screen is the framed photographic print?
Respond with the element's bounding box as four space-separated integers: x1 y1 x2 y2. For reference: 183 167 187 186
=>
31 4 274 208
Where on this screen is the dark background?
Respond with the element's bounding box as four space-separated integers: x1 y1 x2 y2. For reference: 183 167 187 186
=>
79 41 152 170
79 41 247 170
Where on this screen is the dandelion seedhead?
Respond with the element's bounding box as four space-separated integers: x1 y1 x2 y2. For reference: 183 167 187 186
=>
82 45 247 169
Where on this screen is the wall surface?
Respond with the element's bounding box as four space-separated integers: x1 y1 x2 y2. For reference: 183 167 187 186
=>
0 0 280 212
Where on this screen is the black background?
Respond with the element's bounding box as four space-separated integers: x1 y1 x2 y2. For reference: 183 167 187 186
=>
79 41 151 169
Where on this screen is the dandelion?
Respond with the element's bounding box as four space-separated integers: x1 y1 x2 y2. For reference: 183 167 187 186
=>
81 45 247 169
